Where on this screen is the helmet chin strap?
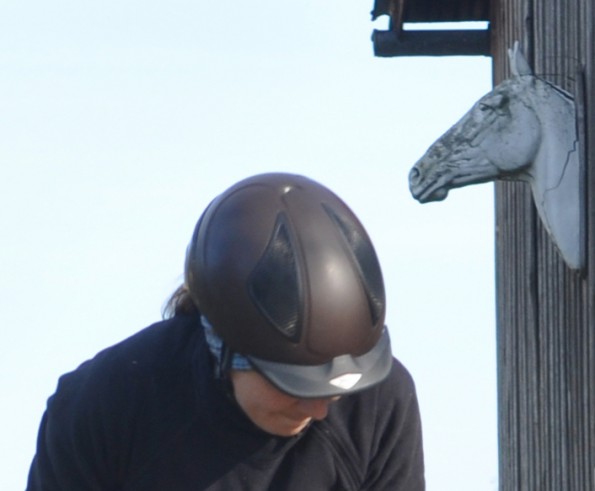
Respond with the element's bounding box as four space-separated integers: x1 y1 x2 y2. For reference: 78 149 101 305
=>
215 342 233 381
212 341 238 402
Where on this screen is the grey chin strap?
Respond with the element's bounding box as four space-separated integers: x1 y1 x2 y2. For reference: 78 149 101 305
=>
215 342 233 381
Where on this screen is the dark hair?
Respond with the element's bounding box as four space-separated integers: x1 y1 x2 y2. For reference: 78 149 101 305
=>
162 284 199 319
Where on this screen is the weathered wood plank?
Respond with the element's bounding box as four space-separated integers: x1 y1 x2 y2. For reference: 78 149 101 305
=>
494 0 594 489
372 29 490 57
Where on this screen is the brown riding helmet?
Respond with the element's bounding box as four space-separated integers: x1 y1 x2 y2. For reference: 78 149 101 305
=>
185 173 392 398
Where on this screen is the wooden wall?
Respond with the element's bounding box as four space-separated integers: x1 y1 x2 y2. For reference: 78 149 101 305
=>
491 0 595 489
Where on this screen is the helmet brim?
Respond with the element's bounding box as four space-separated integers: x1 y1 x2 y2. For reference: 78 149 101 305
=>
247 328 393 399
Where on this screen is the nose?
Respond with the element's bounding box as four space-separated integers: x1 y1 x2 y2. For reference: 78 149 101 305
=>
296 397 339 421
409 166 421 186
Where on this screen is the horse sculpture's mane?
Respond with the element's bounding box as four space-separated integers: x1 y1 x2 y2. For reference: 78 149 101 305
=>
408 42 583 270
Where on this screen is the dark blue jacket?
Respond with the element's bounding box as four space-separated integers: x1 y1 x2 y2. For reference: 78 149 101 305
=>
27 314 424 490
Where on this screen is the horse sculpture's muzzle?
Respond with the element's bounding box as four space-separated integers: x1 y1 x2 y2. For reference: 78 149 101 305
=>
408 163 450 203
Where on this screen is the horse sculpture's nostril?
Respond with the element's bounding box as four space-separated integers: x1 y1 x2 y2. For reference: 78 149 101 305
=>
409 167 420 184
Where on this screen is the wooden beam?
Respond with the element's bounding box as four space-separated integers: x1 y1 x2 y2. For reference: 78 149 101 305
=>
372 29 490 56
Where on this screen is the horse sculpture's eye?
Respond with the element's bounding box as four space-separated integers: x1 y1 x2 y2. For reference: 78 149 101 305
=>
478 93 508 114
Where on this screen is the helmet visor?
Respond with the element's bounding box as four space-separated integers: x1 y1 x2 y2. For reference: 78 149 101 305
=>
247 328 393 398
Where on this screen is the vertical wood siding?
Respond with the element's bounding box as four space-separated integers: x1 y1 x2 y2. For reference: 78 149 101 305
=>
492 0 595 489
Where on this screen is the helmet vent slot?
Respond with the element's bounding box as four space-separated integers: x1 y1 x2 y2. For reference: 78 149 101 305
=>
323 204 385 327
248 215 302 341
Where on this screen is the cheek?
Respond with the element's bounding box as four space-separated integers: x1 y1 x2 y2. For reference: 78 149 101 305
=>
231 372 298 417
255 390 299 415
233 383 307 436
484 115 541 172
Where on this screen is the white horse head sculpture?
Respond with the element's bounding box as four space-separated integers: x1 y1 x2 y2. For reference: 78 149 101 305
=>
409 42 583 270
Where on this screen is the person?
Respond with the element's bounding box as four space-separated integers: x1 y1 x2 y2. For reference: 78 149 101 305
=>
27 172 425 490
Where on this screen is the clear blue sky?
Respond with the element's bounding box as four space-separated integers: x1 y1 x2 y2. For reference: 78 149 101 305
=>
0 2 496 489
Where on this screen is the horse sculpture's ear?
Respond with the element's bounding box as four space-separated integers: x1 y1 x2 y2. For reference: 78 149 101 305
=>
508 41 533 77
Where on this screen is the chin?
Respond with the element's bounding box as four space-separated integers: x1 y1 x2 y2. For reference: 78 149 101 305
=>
267 420 311 437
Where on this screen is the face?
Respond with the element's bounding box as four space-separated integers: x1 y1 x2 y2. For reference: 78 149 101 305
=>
230 370 340 437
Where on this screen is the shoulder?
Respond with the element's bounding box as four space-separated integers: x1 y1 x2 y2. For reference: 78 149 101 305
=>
95 314 201 364
76 314 199 375
32 315 205 488
333 356 418 421
377 357 418 403
50 314 202 414
324 357 424 488
323 356 421 458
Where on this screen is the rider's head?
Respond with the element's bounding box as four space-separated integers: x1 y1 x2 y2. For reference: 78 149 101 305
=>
185 173 392 399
